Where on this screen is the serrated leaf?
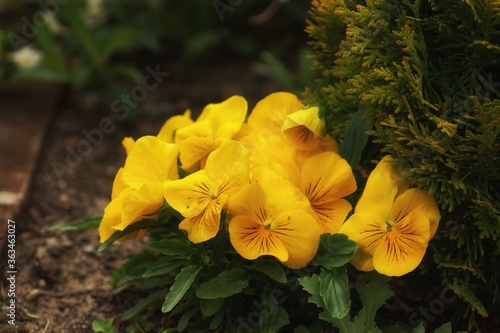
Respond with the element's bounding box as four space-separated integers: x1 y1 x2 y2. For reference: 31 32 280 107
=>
200 298 224 317
147 239 192 256
411 323 425 333
162 265 202 313
251 259 287 283
261 305 289 333
313 233 358 269
195 269 249 299
49 216 101 231
142 260 185 278
122 289 168 319
434 323 452 333
210 308 225 330
299 274 326 309
356 272 395 327
339 105 372 167
319 267 350 319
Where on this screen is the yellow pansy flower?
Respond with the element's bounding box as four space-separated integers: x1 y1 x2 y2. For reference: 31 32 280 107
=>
339 156 441 276
174 96 247 171
300 152 357 234
163 141 250 243
98 136 179 243
227 177 322 269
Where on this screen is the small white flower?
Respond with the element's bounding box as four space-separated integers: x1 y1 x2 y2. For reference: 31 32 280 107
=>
41 11 66 35
10 45 43 70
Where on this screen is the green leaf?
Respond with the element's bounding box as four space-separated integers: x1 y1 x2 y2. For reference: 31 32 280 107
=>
294 326 310 333
200 298 224 317
49 216 101 231
92 319 117 333
259 293 290 333
210 308 225 330
434 323 452 333
98 219 160 252
111 251 155 288
142 260 185 278
122 289 169 320
260 50 295 91
299 274 326 309
313 233 358 269
35 22 68 75
177 308 198 331
339 106 372 168
162 265 202 313
147 239 192 256
319 267 350 319
195 269 249 299
411 323 425 333
251 259 287 283
355 272 394 328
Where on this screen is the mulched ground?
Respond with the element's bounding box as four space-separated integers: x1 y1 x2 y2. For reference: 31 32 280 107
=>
3 57 286 333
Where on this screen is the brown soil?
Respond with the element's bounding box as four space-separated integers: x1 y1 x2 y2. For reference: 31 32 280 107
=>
2 58 286 333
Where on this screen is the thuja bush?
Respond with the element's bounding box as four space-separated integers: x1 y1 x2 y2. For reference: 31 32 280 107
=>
305 0 500 330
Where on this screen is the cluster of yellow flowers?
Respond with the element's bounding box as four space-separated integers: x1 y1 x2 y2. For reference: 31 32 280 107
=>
99 92 440 276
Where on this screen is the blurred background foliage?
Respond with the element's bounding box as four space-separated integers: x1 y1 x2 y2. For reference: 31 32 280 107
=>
0 0 315 112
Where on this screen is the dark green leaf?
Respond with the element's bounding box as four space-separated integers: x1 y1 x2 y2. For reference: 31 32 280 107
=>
122 289 168 320
434 323 452 333
98 219 160 252
200 298 224 317
147 239 192 256
111 251 155 288
339 106 372 168
411 323 425 333
313 233 358 269
319 267 350 320
251 259 287 283
210 308 225 330
142 260 185 278
177 308 198 331
49 216 101 231
259 293 290 333
298 274 325 309
355 272 394 328
294 326 310 333
162 265 202 313
195 269 249 299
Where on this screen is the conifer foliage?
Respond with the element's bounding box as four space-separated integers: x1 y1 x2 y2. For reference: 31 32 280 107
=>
306 0 499 329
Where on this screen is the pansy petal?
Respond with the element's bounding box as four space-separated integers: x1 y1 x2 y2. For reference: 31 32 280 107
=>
390 188 440 239
273 210 323 269
157 110 193 143
99 188 132 243
179 135 216 171
200 95 247 131
119 182 165 229
226 182 266 221
301 152 357 203
282 106 325 150
248 92 303 133
163 171 213 217
229 215 288 262
373 210 431 276
312 198 353 234
122 137 135 155
355 161 397 218
111 167 127 200
339 213 386 271
204 141 250 197
123 136 179 189
179 194 228 243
